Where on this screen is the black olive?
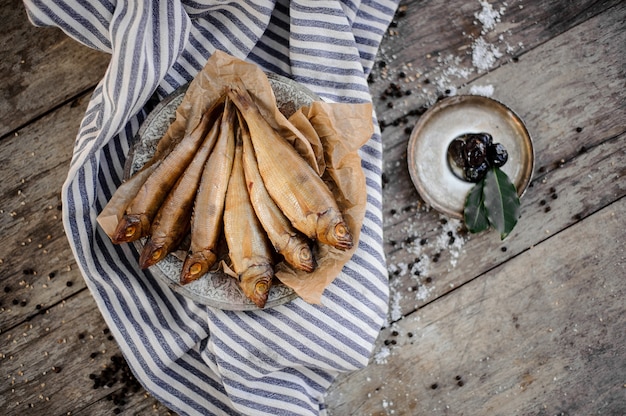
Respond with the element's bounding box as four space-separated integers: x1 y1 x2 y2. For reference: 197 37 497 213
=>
487 142 508 167
467 132 493 147
447 138 466 168
464 161 490 182
464 137 488 167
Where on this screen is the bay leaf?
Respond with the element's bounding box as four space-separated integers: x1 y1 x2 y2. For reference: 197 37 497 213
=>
463 179 490 233
483 167 520 239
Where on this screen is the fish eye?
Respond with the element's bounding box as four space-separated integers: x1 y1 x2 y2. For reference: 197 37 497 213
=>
255 281 268 294
189 263 202 275
300 247 311 260
124 226 136 238
334 223 348 238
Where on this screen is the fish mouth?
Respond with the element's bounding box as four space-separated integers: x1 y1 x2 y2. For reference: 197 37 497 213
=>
112 215 145 244
138 240 166 269
239 265 273 308
250 280 271 308
333 239 353 251
295 246 316 273
180 251 217 284
327 222 353 251
282 241 316 273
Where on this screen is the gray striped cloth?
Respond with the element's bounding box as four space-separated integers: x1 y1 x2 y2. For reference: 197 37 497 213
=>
24 0 398 414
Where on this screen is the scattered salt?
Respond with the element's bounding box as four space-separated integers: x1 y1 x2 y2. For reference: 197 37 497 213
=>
388 291 403 322
414 284 433 302
470 1 508 71
375 0 522 336
409 256 430 278
374 346 391 364
472 37 503 71
469 84 495 97
475 1 505 34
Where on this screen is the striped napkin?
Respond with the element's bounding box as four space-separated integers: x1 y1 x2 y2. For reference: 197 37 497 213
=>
24 1 399 414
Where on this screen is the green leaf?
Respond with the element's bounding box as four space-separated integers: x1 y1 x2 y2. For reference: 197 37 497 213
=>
482 167 521 239
463 179 490 234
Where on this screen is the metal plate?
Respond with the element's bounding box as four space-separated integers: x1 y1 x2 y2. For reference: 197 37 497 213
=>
407 95 534 219
124 73 319 310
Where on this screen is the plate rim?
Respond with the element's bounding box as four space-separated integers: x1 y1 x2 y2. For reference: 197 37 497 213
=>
407 94 535 219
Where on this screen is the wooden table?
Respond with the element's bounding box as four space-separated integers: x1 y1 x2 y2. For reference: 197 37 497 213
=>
1 0 624 414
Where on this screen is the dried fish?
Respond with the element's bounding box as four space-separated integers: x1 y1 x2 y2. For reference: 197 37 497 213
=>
97 161 161 240
228 84 353 251
112 99 224 244
180 99 236 284
138 114 221 269
224 125 274 308
240 117 316 272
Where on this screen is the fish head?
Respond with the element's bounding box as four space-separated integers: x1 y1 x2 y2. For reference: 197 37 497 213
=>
318 209 353 251
112 214 149 244
283 237 316 273
239 264 273 308
138 238 167 269
180 251 217 285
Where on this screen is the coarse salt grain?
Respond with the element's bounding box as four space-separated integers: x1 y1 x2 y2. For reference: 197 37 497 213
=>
475 1 505 34
414 284 433 302
374 346 391 364
389 291 403 322
469 84 495 97
472 37 503 71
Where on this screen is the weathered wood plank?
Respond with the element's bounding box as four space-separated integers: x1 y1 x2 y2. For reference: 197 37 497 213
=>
0 0 109 137
379 2 626 320
0 92 92 333
0 86 169 414
383 128 625 323
326 196 626 415
380 0 626 228
368 0 622 122
1 1 624 415
0 288 171 415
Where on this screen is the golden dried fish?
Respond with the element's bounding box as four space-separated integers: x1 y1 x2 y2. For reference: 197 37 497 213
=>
240 118 316 272
138 117 221 269
228 84 353 251
99 106 194 241
224 126 274 308
97 160 161 240
180 99 236 284
112 99 224 244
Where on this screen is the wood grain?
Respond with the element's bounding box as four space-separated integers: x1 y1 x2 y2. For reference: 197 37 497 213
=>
0 0 109 138
0 91 90 333
0 0 624 415
368 0 621 124
378 1 626 319
1 289 171 415
326 197 626 415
